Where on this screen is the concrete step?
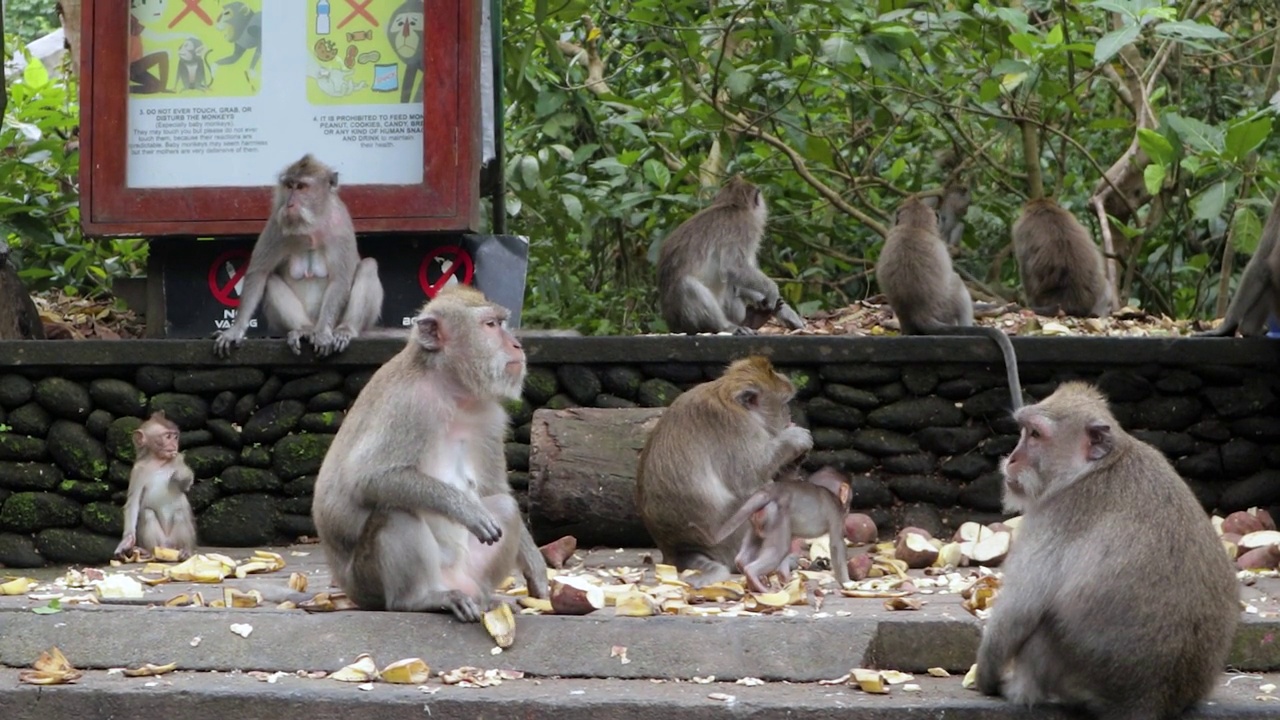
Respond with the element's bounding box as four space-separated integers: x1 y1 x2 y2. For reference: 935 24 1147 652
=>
2 546 1278 684
3 670 1279 720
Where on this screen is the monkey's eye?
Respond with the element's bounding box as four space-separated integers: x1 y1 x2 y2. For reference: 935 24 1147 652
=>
484 319 499 328
1028 428 1041 440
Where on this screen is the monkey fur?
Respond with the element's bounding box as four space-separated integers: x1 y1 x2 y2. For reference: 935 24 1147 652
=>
657 176 805 335
635 355 813 587
312 286 549 622
1199 191 1280 337
977 382 1238 720
1011 198 1115 318
0 240 44 340
712 467 851 593
877 196 1024 410
213 154 385 358
115 411 197 560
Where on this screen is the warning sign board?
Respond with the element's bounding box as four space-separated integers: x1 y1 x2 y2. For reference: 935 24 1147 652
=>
208 249 252 308
418 245 475 298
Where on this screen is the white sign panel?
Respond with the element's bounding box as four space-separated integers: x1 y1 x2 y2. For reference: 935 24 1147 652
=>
126 0 426 188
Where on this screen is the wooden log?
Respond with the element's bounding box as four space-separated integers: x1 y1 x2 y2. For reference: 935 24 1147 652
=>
528 407 662 548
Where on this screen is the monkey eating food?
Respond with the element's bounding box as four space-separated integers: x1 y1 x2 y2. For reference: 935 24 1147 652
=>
635 355 813 586
876 196 1024 410
114 411 198 561
1198 191 1280 337
976 382 1239 720
712 466 851 592
657 175 805 335
312 286 549 622
1011 198 1114 318
213 154 384 358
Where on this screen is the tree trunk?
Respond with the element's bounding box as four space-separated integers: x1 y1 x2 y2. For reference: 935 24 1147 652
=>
1 0 8 119
57 0 80 78
527 407 663 548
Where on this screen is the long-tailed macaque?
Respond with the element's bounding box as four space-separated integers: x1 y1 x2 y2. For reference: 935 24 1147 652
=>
312 286 549 622
657 176 805 335
1011 198 1114 317
712 467 851 592
0 240 44 340
1199 191 1280 337
114 411 197 560
977 382 1239 719
213 155 384 358
877 196 1024 410
922 184 971 248
635 356 813 586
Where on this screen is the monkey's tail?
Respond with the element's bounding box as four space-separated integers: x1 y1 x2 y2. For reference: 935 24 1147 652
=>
929 324 1023 411
711 491 771 544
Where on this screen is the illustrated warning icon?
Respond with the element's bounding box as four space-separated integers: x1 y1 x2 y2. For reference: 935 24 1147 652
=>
208 248 252 308
418 245 475 298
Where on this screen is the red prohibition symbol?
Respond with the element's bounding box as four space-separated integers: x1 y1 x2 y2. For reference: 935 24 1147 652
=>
418 245 475 298
208 248 252 308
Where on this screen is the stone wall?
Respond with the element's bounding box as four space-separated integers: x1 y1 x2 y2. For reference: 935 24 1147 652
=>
0 335 1277 567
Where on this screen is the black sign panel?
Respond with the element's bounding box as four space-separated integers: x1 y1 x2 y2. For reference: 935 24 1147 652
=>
156 234 529 338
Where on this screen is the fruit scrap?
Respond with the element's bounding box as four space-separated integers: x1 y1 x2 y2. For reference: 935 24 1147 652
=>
331 653 380 682
223 588 264 608
439 666 524 688
19 647 82 685
852 668 888 694
380 658 431 684
613 591 659 617
0 576 36 595
299 592 358 612
550 576 605 615
96 574 146 599
151 547 183 562
482 602 517 648
288 572 308 592
960 575 1001 616
883 596 922 611
538 535 578 569
123 662 178 677
167 555 233 583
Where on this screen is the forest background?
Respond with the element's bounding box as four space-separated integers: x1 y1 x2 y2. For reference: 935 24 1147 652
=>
2 0 1278 335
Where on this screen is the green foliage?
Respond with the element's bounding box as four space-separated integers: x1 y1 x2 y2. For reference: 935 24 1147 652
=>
4 0 60 42
1 41 146 296
503 0 1280 333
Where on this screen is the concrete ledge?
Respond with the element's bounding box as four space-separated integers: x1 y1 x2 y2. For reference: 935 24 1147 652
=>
0 671 1275 720
1 335 1278 367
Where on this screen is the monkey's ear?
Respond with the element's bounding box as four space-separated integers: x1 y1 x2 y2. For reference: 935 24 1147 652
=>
416 315 446 351
152 410 167 420
734 387 761 409
132 428 147 451
329 171 340 188
1085 421 1113 461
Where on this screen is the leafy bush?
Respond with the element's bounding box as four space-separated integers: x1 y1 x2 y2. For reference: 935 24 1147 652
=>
4 0 59 43
1 41 146 296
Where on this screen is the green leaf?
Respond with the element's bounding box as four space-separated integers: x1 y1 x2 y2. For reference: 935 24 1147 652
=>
1136 129 1175 165
642 159 671 191
1153 19 1230 41
1089 0 1135 17
1223 117 1273 163
1231 205 1263 255
1008 32 1036 57
560 194 583 221
1093 24 1140 65
518 155 540 189
22 59 50 89
1190 181 1227 222
1165 114 1224 154
1143 164 1166 196
725 70 754 97
31 599 62 615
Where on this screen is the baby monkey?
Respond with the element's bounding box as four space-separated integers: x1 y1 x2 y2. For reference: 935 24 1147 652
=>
712 466 851 592
115 411 197 560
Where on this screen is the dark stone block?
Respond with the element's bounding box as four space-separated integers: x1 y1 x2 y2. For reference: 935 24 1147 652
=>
1231 417 1280 443
961 388 1019 421
595 394 639 409
899 504 945 538
0 491 81 532
812 428 853 451
845 474 893 507
601 366 644 399
1130 431 1195 459
1185 480 1221 511
0 532 44 567
197 494 281 546
211 390 238 419
1221 438 1264 479
1219 471 1280 513
207 419 243 450
277 371 343 400
805 398 864 430
239 445 272 468
0 462 62 491
557 365 603 405
1202 384 1275 420
940 454 993 481
8 403 52 437
805 449 876 475
58 480 114 502
888 475 959 506
34 378 92 421
959 472 1005 513
506 443 530 472
272 434 335 479
187 479 221 512
47 420 109 481
1156 370 1202 394
784 368 821 400
105 417 144 463
186 446 238 479
1188 420 1231 443
1175 450 1223 480
135 366 174 394
277 513 317 540
107 460 131 487
1095 370 1154 402
308 391 349 412
512 422 532 444
85 409 114 440
849 428 918 456
504 398 533 426
344 370 376 399
233 394 258 424
0 375 34 409
637 379 682 408
824 384 880 410
872 382 907 404
148 393 209 431
1130 396 1202 432
299 411 345 434
820 364 899 386
901 367 939 395
88 379 147 418
868 397 964 432
256 375 284 406
242 400 307 444
522 367 559 405
545 394 578 410
284 475 316 497
219 466 284 494
0 433 47 462
882 452 936 475
935 378 988 401
917 426 990 456
179 430 213 449
641 363 704 384
82 501 124 536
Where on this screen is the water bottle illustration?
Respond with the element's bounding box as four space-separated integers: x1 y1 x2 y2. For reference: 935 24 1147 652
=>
316 0 331 35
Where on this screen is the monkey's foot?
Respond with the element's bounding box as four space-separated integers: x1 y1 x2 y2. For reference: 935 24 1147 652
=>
445 590 486 623
285 329 310 356
309 328 337 358
329 326 356 355
211 331 244 358
731 325 759 336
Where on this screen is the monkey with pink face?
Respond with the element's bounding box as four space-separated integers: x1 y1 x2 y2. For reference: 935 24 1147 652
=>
214 154 384 358
977 382 1238 720
313 286 549 621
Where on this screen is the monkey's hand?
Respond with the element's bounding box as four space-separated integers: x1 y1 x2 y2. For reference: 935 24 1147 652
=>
329 325 356 355
286 329 311 356
779 424 814 456
113 533 136 558
212 328 246 358
466 512 504 545
445 590 488 623
309 327 337 358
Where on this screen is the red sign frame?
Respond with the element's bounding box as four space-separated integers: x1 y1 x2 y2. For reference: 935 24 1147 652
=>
79 0 481 237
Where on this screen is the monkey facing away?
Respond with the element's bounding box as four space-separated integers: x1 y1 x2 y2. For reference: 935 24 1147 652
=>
977 382 1239 720
1198 191 1280 337
657 176 805 335
712 467 851 593
213 154 384 358
0 240 44 340
114 411 198 560
922 184 972 248
312 286 549 622
1011 198 1114 318
635 355 813 586
876 196 1024 410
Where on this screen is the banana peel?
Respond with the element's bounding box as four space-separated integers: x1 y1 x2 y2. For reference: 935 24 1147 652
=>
482 602 516 648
